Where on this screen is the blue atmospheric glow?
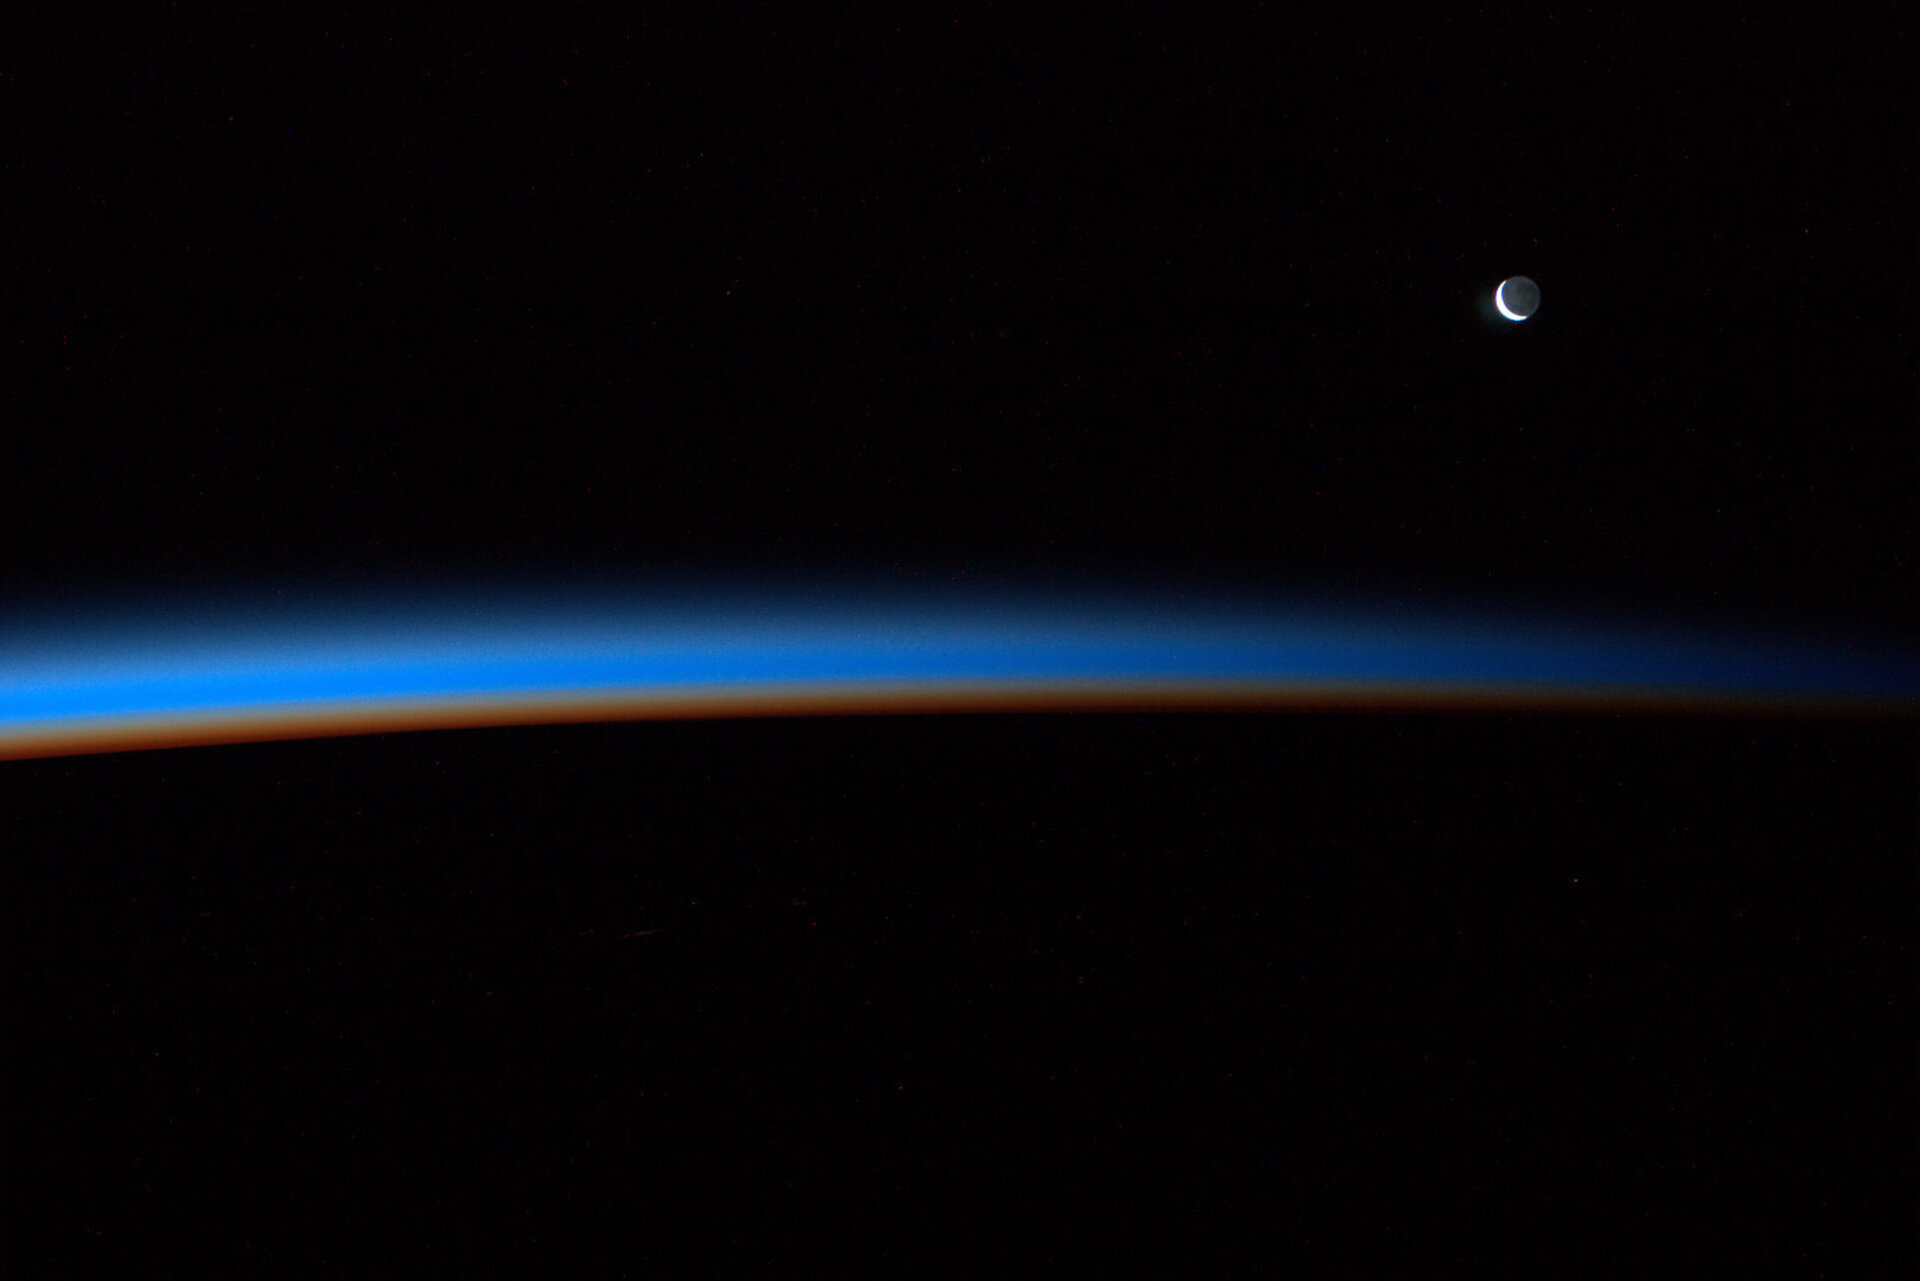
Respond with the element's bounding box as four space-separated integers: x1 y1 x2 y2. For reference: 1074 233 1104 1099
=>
0 583 1914 755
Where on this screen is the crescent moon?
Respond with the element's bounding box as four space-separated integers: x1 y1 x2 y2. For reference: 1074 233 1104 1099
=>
1494 281 1524 322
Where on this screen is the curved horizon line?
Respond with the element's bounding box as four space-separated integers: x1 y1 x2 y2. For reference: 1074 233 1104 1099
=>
2 589 1913 760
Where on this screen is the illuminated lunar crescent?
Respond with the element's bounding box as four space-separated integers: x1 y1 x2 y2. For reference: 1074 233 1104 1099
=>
1495 276 1540 321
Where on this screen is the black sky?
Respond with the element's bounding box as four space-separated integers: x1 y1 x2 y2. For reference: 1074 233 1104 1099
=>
5 5 1913 635
3 5 1914 1270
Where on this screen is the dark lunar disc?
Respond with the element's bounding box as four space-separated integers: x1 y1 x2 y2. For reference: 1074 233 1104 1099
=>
1496 276 1541 320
